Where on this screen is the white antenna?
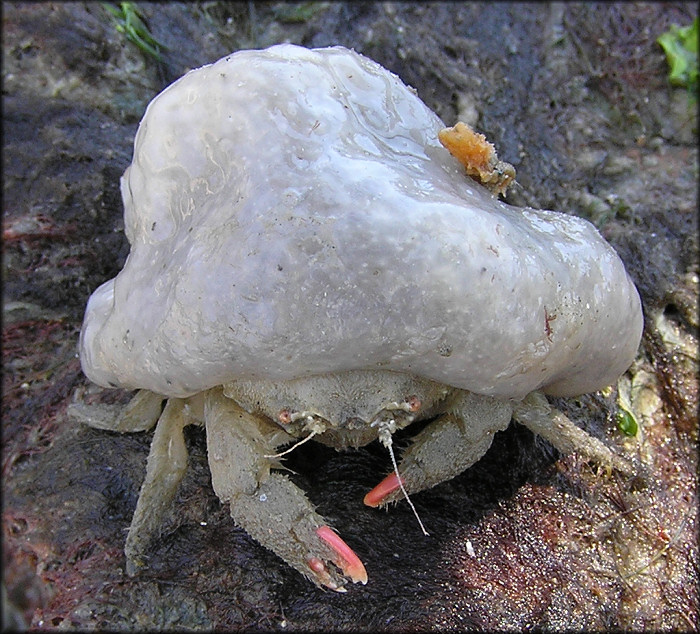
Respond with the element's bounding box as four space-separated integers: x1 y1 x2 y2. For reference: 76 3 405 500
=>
264 429 320 458
377 421 429 536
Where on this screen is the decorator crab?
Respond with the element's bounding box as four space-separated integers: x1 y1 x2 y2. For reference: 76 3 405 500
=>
73 45 643 591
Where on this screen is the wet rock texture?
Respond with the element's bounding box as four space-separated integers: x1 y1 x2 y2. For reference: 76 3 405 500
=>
3 2 697 631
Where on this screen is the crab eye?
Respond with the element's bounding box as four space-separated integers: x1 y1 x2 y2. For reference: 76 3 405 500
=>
278 409 293 424
405 395 421 412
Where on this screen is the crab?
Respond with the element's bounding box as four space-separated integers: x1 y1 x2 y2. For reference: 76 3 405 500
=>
73 44 643 591
71 372 631 591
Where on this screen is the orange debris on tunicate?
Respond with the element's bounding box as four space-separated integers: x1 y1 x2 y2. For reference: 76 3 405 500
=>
438 122 516 197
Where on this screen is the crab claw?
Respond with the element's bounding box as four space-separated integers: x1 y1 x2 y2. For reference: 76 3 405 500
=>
315 525 368 585
363 472 403 507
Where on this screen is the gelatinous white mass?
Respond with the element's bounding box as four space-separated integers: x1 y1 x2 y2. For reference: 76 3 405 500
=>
79 44 643 400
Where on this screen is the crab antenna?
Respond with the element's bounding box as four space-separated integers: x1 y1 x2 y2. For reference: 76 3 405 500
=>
264 429 319 459
377 422 429 536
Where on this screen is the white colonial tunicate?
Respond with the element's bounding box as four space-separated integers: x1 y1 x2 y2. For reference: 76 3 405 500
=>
79 44 642 400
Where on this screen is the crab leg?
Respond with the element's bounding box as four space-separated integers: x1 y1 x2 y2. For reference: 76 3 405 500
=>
68 389 165 433
125 396 191 575
365 392 512 507
512 391 633 474
204 389 367 590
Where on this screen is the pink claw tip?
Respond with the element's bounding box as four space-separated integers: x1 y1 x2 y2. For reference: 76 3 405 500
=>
363 472 403 507
315 525 368 585
308 556 326 574
307 556 341 591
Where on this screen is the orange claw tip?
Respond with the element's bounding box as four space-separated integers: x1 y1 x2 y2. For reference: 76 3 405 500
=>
315 525 368 585
363 472 403 507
